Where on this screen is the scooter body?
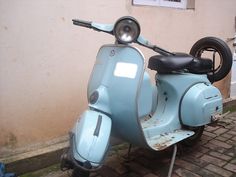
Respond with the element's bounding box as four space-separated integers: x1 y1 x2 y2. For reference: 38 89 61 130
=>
71 44 222 167
61 17 232 176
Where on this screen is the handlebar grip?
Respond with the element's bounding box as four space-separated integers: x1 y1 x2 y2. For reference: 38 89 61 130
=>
72 19 92 28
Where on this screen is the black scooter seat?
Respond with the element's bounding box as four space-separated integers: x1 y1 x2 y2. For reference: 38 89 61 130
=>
148 54 193 73
148 54 212 74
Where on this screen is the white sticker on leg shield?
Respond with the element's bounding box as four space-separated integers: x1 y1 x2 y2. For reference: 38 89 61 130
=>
114 62 138 79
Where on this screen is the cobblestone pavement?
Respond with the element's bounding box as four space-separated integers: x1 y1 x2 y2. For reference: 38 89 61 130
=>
45 112 236 177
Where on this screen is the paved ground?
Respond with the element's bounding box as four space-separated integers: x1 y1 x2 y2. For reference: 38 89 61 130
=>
28 112 236 177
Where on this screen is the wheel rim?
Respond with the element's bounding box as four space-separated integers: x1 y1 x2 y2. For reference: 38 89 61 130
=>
196 47 223 74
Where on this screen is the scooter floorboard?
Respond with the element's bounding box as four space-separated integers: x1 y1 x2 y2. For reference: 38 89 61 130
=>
146 129 194 151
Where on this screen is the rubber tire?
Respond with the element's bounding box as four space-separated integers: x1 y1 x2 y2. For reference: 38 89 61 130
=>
190 37 232 82
182 126 204 147
71 168 90 177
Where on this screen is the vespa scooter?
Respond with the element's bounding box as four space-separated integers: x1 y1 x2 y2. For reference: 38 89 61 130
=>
61 16 232 177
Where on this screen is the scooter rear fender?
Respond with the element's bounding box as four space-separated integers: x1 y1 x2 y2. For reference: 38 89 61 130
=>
72 110 111 168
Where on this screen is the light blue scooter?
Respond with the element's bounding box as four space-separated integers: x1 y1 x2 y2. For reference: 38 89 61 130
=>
60 16 232 177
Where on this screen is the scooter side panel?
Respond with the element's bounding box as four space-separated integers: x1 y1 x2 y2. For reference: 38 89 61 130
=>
180 83 222 126
72 110 111 167
141 73 213 150
142 74 210 138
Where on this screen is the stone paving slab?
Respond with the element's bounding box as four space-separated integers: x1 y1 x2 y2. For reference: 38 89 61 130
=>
22 112 236 177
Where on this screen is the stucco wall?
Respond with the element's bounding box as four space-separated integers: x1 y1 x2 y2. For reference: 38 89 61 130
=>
0 0 236 150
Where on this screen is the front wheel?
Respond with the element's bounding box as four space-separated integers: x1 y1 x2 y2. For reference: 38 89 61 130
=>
182 126 204 147
190 37 232 83
71 168 90 177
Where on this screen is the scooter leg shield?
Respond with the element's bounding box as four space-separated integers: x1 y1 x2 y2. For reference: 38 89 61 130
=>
71 110 111 169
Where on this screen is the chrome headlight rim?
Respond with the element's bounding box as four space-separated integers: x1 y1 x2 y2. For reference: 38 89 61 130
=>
113 16 141 44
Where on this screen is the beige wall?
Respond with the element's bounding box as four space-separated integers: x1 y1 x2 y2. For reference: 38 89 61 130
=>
0 0 236 151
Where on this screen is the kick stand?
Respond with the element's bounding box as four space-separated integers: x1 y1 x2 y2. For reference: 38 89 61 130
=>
127 144 132 157
167 144 177 177
124 144 132 162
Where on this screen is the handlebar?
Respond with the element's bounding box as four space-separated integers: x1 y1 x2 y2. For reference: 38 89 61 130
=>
72 18 174 56
72 19 114 34
137 36 174 56
72 19 92 29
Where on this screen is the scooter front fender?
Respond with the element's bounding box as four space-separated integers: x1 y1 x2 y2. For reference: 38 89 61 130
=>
72 110 111 167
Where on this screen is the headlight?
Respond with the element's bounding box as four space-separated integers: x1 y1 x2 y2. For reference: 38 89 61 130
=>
113 16 140 44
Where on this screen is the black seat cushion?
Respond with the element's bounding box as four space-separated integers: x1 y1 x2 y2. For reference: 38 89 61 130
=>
148 54 194 73
148 54 213 74
188 58 213 74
